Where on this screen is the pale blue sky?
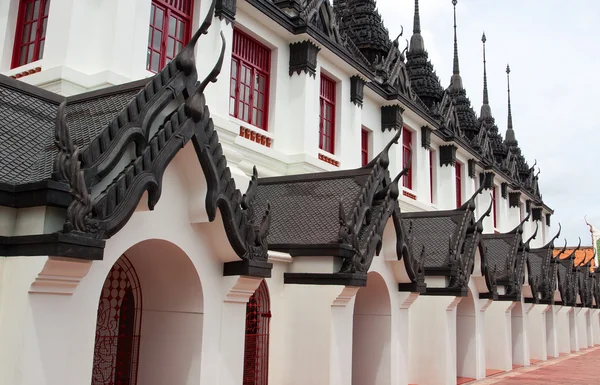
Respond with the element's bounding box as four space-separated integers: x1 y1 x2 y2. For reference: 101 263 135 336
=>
377 0 600 245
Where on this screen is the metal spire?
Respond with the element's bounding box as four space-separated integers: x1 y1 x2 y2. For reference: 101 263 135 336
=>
409 0 425 54
505 64 516 144
414 0 421 34
480 32 492 119
449 0 463 90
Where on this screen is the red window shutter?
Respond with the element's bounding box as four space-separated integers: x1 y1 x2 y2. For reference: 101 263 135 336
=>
493 185 498 228
146 0 193 73
12 0 50 69
361 128 369 166
429 150 434 203
402 128 412 189
455 162 462 208
319 75 336 154
230 29 271 130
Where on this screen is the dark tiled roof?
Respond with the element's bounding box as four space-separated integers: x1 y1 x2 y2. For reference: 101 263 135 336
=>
483 236 515 280
402 213 462 268
0 81 59 185
0 74 148 186
254 172 366 246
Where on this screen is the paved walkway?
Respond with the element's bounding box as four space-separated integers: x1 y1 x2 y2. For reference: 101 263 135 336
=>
473 346 600 384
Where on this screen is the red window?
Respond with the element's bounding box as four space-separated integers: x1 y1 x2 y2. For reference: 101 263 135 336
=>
243 280 271 385
146 0 192 73
455 162 462 208
230 29 271 130
319 75 336 154
493 185 498 228
429 150 434 203
361 127 369 166
12 0 50 68
402 128 412 189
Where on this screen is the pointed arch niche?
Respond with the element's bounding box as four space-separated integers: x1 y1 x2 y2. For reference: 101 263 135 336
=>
243 280 271 385
91 239 204 385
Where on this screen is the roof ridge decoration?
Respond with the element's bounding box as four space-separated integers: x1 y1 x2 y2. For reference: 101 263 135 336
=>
505 64 517 146
480 33 492 119
402 180 485 296
528 223 561 304
52 101 74 183
55 1 273 276
75 1 216 187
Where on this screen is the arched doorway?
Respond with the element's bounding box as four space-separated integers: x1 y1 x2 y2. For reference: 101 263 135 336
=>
456 288 477 382
91 239 204 385
352 272 392 385
92 255 142 385
243 280 271 385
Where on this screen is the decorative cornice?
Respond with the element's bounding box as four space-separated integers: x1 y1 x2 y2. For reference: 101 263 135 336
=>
439 144 457 167
508 191 521 208
467 159 476 178
381 105 404 132
215 0 237 24
350 75 365 107
546 213 551 227
479 172 495 190
289 40 321 77
421 125 431 149
532 207 543 222
501 182 508 199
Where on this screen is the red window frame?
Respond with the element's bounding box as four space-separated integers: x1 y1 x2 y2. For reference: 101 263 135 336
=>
493 185 498 228
361 127 369 166
319 74 336 154
429 150 434 203
243 280 271 385
146 0 193 73
11 0 50 69
402 127 412 189
230 29 271 130
455 162 462 208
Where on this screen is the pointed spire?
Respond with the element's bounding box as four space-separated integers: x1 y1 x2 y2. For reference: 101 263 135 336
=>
505 64 517 145
409 0 425 54
449 0 463 90
480 32 492 119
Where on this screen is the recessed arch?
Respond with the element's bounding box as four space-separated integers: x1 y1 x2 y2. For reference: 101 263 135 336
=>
91 239 204 385
352 272 392 385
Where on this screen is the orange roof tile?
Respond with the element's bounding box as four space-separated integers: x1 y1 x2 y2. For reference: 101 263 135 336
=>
553 246 596 271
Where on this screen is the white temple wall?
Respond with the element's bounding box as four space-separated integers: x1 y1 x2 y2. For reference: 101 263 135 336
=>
592 309 600 346
546 305 560 358
526 303 549 361
456 282 489 380
485 301 516 372
409 295 461 385
576 308 589 350
556 306 571 354
511 300 530 367
568 307 579 352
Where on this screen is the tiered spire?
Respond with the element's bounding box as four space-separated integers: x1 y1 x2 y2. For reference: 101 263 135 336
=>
405 0 444 108
449 0 463 91
480 33 492 119
505 64 517 145
333 0 391 66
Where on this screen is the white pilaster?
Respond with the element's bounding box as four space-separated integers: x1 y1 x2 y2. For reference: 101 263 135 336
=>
546 305 560 358
511 300 530 367
485 301 516 372
526 303 549 361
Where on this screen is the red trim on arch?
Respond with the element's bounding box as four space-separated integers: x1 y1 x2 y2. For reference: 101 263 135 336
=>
361 127 369 166
243 280 271 385
455 162 462 208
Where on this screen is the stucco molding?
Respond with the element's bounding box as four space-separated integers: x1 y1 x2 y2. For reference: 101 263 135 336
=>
29 257 93 295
